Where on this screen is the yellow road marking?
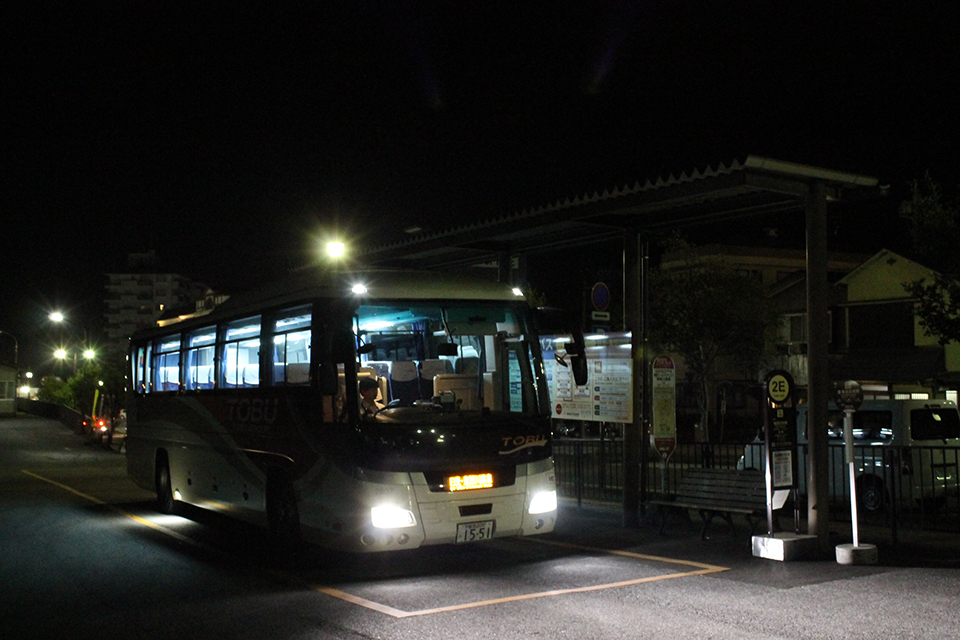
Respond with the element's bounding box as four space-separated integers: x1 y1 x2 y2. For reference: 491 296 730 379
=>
21 470 210 550
303 537 729 618
23 469 730 618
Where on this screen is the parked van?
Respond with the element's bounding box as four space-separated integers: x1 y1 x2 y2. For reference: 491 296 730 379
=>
739 399 960 511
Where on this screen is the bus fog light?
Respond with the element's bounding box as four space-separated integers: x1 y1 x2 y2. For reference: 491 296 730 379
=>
371 505 416 529
528 490 557 515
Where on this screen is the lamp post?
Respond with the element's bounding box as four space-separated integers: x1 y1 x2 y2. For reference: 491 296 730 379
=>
49 312 95 371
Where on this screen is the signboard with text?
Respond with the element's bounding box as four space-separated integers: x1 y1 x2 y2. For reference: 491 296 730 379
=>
763 370 798 490
542 334 633 423
651 355 677 460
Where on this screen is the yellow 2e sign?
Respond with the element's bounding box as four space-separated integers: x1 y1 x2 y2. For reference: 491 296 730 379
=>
768 374 790 403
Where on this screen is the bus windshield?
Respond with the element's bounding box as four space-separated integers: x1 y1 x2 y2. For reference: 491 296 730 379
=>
355 302 546 417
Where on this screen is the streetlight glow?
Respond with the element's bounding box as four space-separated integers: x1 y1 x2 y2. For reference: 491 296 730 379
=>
49 312 64 323
54 348 67 360
327 242 345 258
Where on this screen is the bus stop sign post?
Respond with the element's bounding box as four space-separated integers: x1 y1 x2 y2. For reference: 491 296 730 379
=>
832 380 878 565
753 370 819 562
762 370 798 536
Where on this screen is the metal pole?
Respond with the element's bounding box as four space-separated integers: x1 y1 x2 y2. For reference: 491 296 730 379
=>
622 232 642 527
806 179 831 554
844 408 860 547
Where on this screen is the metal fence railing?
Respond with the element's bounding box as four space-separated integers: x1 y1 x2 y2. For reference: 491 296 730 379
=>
554 439 960 535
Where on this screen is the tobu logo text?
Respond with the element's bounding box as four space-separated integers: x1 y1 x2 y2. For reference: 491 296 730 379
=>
499 435 547 455
228 398 279 425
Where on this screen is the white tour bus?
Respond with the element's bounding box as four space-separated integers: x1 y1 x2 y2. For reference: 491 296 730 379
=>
126 268 582 552
740 399 960 510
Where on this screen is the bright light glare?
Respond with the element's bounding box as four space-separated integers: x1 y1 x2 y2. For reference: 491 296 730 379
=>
512 287 523 297
54 348 67 359
371 505 416 529
351 283 368 295
49 312 64 323
83 349 96 359
528 490 557 515
327 242 345 258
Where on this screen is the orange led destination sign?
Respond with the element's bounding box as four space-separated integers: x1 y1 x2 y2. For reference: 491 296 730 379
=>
448 473 494 491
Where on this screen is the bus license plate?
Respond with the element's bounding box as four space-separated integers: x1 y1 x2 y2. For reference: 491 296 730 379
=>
456 520 494 543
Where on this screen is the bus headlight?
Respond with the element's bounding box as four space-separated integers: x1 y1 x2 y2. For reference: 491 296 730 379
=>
371 505 417 529
528 490 557 515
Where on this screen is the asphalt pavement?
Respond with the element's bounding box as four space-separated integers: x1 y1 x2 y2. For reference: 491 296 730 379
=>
5 413 960 640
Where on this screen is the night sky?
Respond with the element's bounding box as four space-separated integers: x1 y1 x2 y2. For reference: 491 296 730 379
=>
3 2 959 368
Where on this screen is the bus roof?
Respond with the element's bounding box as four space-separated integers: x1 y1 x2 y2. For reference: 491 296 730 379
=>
134 268 526 338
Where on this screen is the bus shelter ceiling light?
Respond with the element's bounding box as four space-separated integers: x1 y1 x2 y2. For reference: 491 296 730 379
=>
511 287 523 297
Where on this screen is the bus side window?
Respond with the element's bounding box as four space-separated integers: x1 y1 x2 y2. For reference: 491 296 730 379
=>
272 306 312 386
219 316 261 388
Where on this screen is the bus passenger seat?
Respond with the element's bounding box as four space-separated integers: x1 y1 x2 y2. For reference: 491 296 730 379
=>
455 357 480 374
286 363 310 384
364 361 392 399
420 359 453 398
242 364 260 387
390 361 420 406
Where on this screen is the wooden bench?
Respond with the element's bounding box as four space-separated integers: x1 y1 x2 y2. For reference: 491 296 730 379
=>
648 468 777 539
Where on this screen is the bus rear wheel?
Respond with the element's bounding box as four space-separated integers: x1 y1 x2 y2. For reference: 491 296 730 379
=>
155 452 175 514
266 473 301 548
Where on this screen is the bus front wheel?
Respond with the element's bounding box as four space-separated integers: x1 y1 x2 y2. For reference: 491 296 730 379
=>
266 473 301 548
155 452 175 514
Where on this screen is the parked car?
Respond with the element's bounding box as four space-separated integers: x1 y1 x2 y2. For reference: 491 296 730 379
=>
739 399 960 511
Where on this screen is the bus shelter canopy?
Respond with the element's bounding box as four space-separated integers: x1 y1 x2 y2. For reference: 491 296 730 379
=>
359 155 884 270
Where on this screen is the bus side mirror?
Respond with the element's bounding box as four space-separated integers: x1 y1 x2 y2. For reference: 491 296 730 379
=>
533 307 588 386
566 330 588 387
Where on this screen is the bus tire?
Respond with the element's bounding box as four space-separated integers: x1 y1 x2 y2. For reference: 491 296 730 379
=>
857 475 886 512
155 451 176 515
266 472 301 548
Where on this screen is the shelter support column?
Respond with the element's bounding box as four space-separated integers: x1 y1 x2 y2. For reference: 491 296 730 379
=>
497 251 511 284
806 180 831 554
622 232 645 528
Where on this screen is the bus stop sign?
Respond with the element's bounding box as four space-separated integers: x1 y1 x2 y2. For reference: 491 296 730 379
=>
833 380 863 411
763 370 797 490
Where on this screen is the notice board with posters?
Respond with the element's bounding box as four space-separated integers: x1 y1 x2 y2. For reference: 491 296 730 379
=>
542 333 633 423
